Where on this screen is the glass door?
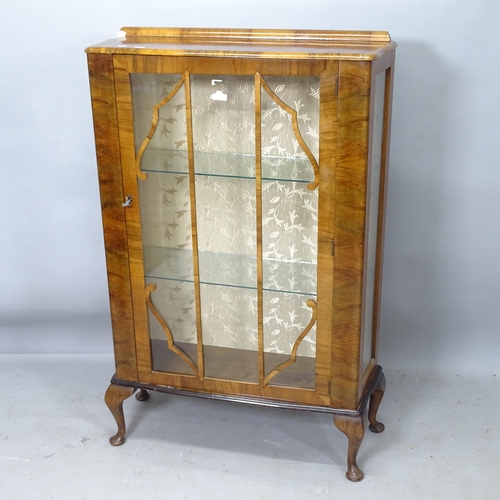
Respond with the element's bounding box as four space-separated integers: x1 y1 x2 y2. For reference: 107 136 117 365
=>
129 68 320 391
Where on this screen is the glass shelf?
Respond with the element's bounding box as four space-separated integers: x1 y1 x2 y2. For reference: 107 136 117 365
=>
143 246 317 296
140 148 315 183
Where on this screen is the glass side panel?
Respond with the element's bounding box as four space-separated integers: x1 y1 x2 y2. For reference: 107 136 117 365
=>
362 70 386 373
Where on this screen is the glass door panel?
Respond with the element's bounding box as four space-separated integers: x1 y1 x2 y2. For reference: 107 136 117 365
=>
130 70 320 389
131 73 199 377
362 70 386 373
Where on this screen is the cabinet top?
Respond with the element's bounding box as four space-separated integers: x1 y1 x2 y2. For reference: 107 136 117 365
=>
85 27 396 60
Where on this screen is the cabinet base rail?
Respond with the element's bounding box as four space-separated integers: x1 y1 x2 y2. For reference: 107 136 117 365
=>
104 365 386 482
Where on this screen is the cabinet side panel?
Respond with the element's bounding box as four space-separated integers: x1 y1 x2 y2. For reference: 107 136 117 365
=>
331 60 371 409
87 53 138 381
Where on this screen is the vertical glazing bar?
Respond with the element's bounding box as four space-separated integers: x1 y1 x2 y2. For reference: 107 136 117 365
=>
255 72 264 386
184 71 204 381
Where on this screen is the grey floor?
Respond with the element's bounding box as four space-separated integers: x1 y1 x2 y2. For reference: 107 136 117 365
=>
1 355 498 499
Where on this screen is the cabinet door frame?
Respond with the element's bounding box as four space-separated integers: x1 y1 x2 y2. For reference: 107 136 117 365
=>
111 54 338 407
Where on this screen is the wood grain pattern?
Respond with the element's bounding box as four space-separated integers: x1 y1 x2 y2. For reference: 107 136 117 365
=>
368 371 386 433
113 55 327 77
259 74 319 189
92 47 394 410
255 72 264 387
111 366 383 416
112 55 332 400
113 366 382 414
315 61 338 400
184 71 205 381
119 27 392 44
86 28 396 62
104 383 136 445
87 53 138 382
135 75 185 180
263 300 317 386
113 61 154 382
333 411 367 481
145 283 199 377
330 60 372 409
89 33 397 480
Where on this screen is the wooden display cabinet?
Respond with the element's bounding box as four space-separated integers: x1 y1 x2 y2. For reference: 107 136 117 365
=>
86 27 396 481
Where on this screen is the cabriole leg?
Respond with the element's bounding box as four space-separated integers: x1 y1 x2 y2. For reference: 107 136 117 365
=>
104 383 136 446
333 412 367 482
368 371 386 433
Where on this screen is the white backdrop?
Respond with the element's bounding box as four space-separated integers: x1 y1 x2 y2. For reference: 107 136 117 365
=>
1 1 499 373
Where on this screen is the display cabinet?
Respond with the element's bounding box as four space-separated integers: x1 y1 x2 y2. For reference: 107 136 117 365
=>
86 27 396 481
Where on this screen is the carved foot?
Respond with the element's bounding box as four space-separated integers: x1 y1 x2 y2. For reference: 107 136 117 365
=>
368 371 386 433
135 389 150 401
104 383 136 446
334 412 367 482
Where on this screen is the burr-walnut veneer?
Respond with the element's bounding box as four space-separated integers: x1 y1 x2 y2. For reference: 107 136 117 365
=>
86 27 396 481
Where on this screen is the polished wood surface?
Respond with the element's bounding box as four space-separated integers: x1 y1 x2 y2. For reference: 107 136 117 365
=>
315 61 338 400
330 60 371 408
112 365 383 416
108 366 385 481
88 29 396 480
112 62 154 382
86 28 396 61
368 371 386 433
119 27 392 44
333 411 367 481
112 54 331 392
254 72 265 387
103 52 395 407
104 383 136 445
87 53 137 382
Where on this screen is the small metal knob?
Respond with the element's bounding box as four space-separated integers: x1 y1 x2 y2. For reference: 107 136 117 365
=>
122 194 133 207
